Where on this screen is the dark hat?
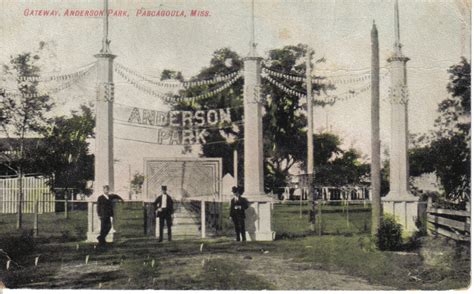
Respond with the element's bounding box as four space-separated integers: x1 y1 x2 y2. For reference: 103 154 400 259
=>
161 185 167 191
232 186 239 193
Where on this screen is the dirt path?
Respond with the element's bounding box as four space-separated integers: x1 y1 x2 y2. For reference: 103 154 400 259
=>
235 254 393 290
10 242 394 290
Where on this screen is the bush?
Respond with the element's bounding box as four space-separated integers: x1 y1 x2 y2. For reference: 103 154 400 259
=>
376 215 403 251
0 231 36 261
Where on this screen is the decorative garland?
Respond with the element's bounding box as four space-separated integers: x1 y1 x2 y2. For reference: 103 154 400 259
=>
262 72 375 104
3 64 95 98
262 67 305 82
322 83 372 102
115 66 243 102
115 62 241 89
261 73 307 99
15 62 96 82
263 66 377 86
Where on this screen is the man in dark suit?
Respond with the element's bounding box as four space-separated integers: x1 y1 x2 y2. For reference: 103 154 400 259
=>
153 185 174 242
229 186 249 242
96 185 124 246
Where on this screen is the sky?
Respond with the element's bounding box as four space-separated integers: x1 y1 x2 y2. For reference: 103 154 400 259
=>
0 0 471 195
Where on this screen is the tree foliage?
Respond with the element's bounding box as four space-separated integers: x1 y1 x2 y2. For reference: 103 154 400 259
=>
0 48 54 174
34 104 95 195
0 44 54 228
406 58 470 202
310 133 369 187
168 46 371 192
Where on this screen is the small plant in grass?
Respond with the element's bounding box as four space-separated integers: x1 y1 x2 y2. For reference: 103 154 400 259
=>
376 215 403 251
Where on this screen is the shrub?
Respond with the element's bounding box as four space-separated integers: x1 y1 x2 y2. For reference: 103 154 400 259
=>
0 231 36 261
376 215 403 251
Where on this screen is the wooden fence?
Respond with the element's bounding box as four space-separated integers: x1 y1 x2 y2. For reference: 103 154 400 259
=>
427 197 470 242
0 176 55 213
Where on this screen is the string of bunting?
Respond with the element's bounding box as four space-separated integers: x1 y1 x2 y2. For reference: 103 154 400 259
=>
262 66 373 86
262 72 377 104
14 62 96 82
115 62 241 88
2 64 96 98
262 67 305 82
322 83 372 102
116 66 243 102
261 73 307 99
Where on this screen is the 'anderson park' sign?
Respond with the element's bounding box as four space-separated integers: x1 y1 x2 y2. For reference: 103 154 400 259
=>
122 106 236 145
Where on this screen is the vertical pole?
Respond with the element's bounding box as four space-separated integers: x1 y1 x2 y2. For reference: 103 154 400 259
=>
306 49 315 232
64 195 69 219
201 200 206 239
88 0 116 243
128 164 132 200
427 195 433 236
233 149 238 186
299 187 302 219
465 197 470 236
33 200 38 237
16 173 22 229
370 22 382 236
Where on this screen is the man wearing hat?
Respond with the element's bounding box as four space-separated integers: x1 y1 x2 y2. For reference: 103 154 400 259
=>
229 186 249 242
96 185 124 246
153 185 174 242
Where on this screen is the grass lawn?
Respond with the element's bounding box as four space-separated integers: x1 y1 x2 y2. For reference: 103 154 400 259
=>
0 203 470 290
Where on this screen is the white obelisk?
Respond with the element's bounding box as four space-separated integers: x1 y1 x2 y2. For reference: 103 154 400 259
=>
382 0 421 233
243 0 274 241
87 0 117 242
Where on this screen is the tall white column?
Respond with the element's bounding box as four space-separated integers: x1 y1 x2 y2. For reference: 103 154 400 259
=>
382 0 421 233
87 0 118 242
243 57 265 197
94 54 115 192
243 57 274 241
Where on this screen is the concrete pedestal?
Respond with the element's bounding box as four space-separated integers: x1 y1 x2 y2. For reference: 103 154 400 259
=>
382 191 424 233
244 198 275 241
86 201 119 243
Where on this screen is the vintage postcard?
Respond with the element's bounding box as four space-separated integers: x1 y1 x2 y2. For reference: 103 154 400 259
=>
0 0 471 291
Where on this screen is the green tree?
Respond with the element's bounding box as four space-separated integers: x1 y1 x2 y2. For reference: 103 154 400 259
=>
400 58 470 203
0 47 54 228
431 58 470 202
310 133 369 187
34 104 95 195
169 48 244 181
131 172 145 195
169 45 331 193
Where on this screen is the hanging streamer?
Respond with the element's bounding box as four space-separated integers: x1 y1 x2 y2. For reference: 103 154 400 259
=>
116 67 243 102
15 62 96 83
115 62 241 89
3 64 96 98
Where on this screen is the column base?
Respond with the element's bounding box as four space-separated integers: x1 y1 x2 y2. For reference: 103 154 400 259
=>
244 197 275 241
382 192 426 234
86 230 119 243
85 202 120 243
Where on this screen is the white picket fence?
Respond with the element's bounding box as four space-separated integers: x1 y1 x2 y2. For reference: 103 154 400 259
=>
0 176 55 213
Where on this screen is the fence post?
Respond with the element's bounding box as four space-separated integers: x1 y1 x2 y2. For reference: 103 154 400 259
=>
427 195 433 236
64 197 69 219
318 199 323 236
346 200 350 228
201 200 206 239
466 198 470 235
33 200 39 237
